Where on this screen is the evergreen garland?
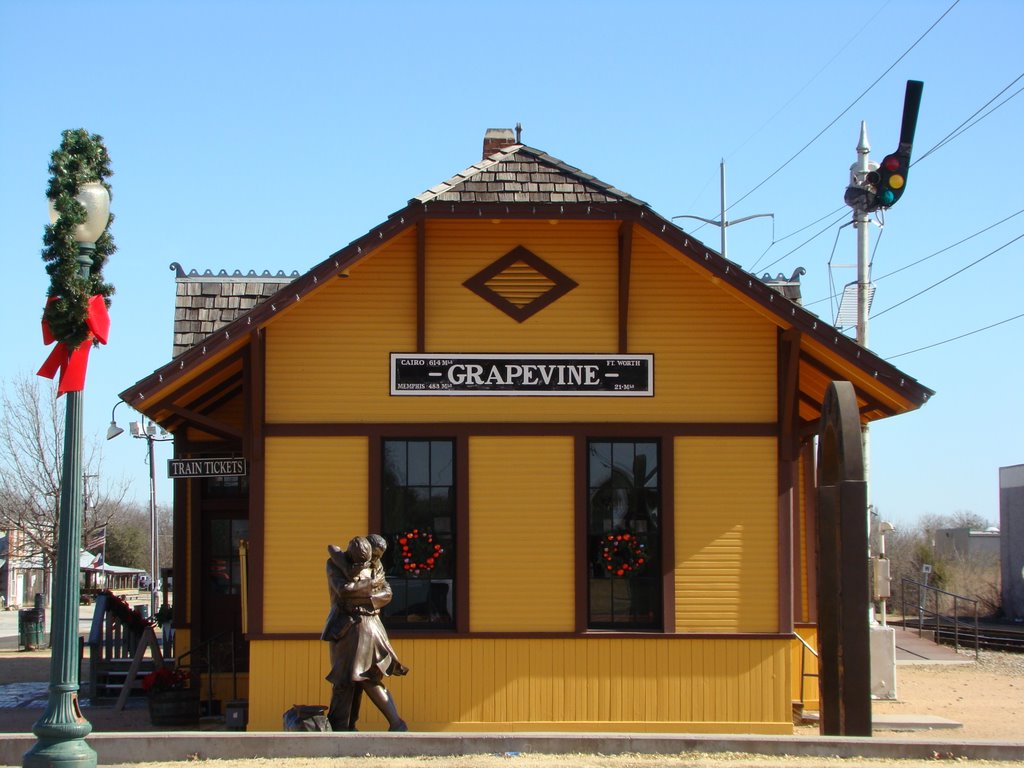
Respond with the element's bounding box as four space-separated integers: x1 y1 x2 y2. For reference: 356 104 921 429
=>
41 129 116 348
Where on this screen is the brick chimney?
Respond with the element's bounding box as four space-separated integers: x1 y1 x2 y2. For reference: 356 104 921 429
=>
482 128 517 159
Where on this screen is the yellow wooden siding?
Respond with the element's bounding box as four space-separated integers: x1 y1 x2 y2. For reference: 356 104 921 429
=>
798 450 810 622
265 230 418 423
630 229 777 422
263 436 368 633
426 220 618 352
468 437 575 632
248 637 791 733
675 437 778 632
792 625 820 710
265 221 777 425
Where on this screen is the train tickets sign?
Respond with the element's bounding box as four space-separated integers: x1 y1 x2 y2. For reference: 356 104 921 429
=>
167 457 248 479
390 354 653 396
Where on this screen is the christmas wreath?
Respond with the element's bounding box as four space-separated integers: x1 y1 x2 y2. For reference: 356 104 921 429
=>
42 129 116 349
600 532 647 577
397 529 443 575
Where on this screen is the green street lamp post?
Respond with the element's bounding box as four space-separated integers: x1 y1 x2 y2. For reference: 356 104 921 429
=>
23 181 110 768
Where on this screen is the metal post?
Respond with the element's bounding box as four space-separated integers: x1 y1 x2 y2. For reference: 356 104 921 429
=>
24 246 98 768
853 123 875 625
719 161 728 260
671 161 772 263
148 430 158 617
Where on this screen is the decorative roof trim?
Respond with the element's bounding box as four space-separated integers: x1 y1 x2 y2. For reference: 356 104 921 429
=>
170 262 300 282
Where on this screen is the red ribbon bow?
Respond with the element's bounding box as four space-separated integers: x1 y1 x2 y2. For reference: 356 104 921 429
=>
38 295 110 395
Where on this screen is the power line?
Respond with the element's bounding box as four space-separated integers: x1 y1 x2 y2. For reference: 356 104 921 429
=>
726 1 894 160
886 311 1024 359
913 71 1024 165
756 211 850 275
871 233 1024 320
748 205 847 272
804 207 1024 308
874 207 1024 282
727 0 962 214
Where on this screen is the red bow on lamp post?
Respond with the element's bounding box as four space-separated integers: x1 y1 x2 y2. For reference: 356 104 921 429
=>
38 294 111 395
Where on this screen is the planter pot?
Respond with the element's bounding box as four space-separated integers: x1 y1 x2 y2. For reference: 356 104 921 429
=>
148 687 200 726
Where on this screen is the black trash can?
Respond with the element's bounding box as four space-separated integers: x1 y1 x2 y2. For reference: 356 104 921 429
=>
19 608 44 650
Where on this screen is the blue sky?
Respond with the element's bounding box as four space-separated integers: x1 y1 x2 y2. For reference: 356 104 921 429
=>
1 0 1021 528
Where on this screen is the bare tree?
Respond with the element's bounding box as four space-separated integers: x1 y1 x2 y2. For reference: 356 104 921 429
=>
0 374 130 603
103 500 173 572
883 509 1000 618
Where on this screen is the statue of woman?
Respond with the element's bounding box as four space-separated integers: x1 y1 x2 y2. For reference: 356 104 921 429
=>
321 535 408 731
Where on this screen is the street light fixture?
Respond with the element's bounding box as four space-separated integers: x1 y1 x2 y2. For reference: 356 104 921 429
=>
25 181 109 768
108 404 171 617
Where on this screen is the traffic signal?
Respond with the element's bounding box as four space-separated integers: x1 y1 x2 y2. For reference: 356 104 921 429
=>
873 150 909 208
868 80 923 211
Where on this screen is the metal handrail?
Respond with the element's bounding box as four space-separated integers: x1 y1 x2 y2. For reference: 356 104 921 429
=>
899 577 979 658
176 630 237 712
794 633 819 706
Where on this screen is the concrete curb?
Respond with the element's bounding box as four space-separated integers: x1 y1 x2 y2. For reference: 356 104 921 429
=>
3 731 1023 766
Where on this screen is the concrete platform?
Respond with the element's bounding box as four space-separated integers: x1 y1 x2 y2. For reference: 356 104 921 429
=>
893 626 974 664
802 711 963 731
3 729 1023 766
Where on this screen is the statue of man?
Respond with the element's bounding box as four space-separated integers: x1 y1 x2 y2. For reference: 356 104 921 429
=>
321 535 408 731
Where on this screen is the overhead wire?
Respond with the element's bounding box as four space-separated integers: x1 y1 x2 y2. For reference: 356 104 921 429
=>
874 207 1024 282
886 311 1024 360
755 210 850 275
913 71 1024 165
871 233 1024 320
803 196 1024 312
725 0 962 214
726 0 894 160
825 221 854 325
748 205 847 272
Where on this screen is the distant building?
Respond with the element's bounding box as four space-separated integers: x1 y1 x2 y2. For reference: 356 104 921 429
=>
1000 464 1024 621
934 527 1001 562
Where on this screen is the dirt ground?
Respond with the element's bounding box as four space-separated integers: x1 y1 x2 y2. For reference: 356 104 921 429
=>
3 648 1022 767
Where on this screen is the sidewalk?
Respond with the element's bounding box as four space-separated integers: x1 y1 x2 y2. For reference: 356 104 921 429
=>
4 620 1020 766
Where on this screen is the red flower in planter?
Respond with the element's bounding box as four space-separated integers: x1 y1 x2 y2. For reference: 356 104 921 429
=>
142 666 190 694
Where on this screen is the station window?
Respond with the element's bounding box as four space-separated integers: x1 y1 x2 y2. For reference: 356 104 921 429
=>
587 439 662 629
380 439 455 630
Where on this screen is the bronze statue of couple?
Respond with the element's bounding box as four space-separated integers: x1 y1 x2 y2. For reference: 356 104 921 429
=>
321 534 408 731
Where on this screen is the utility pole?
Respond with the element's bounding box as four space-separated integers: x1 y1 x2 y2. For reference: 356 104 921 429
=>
673 160 772 262
842 80 924 704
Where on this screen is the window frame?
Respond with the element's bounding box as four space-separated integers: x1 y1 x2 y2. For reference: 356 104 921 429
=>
577 435 673 634
372 435 467 634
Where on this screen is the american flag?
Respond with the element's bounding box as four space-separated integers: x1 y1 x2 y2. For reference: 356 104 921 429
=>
85 526 106 551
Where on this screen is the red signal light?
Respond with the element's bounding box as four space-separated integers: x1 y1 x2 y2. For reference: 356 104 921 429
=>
882 156 901 171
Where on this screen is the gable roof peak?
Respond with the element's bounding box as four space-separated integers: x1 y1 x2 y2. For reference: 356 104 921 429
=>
413 141 648 208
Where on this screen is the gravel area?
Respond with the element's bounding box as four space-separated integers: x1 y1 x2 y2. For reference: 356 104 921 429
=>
869 650 1024 741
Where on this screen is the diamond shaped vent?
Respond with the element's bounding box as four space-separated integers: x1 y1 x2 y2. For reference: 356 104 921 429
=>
463 245 578 323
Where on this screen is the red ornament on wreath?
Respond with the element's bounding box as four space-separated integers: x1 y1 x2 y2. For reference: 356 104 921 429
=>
397 528 444 576
601 531 647 577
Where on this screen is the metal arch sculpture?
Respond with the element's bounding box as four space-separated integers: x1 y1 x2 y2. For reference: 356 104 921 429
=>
816 381 871 736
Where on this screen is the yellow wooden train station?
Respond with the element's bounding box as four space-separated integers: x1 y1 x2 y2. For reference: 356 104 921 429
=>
121 129 932 733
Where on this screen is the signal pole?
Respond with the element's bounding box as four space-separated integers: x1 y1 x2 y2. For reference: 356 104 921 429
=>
854 123 873 351
842 80 924 703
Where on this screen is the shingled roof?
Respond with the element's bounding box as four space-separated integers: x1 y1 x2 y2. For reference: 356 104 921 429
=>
170 262 299 358
412 143 648 207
